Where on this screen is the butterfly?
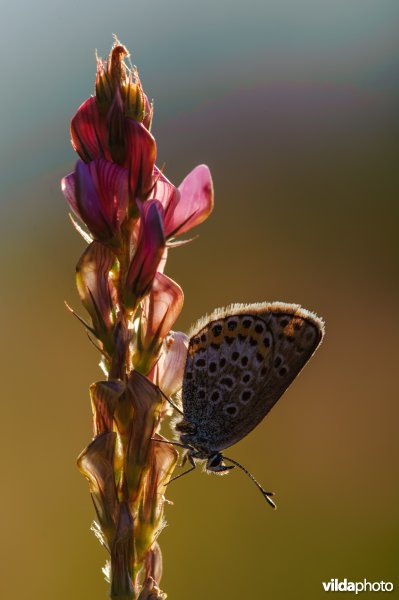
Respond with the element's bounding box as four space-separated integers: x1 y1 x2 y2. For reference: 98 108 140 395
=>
162 302 324 507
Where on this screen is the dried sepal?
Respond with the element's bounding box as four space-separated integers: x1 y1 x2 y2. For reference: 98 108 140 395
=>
134 273 184 374
91 379 125 435
138 577 166 600
135 434 178 569
76 241 119 354
144 542 163 589
141 433 178 525
110 501 135 600
113 372 163 505
77 432 119 552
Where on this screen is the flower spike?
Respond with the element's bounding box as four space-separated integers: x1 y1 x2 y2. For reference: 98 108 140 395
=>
63 39 215 599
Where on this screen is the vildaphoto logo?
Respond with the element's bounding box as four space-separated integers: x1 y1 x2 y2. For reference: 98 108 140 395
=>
322 579 394 594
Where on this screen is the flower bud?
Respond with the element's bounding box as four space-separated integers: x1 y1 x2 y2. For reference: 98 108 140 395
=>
125 202 165 310
62 159 128 243
108 86 127 165
95 41 153 130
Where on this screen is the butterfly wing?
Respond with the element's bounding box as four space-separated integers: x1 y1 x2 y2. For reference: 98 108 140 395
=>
181 303 324 453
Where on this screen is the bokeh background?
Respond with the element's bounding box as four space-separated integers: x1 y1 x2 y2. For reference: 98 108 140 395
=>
1 1 398 598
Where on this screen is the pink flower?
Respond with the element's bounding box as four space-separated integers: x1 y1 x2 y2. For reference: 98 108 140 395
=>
62 159 128 243
71 97 112 162
150 164 214 238
134 272 184 374
125 118 156 200
124 201 165 309
152 331 189 398
71 96 156 199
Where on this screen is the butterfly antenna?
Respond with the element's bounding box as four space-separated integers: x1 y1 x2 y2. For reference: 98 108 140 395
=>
223 456 277 509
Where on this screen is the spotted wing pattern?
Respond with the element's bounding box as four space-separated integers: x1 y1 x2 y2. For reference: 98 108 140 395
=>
180 303 324 453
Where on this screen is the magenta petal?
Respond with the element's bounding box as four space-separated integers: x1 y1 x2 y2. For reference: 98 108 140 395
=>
64 160 129 241
61 172 80 217
88 159 129 230
125 201 165 307
108 87 127 164
126 118 157 199
163 164 214 238
71 97 112 162
143 272 184 342
76 161 114 240
149 167 176 207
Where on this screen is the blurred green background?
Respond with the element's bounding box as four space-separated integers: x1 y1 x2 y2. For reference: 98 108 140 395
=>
1 0 398 598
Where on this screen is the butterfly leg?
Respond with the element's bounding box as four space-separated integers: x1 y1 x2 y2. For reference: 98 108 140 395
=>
157 387 184 416
150 438 189 450
166 452 197 485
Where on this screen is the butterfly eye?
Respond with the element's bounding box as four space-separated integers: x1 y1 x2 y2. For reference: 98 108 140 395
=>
208 453 222 468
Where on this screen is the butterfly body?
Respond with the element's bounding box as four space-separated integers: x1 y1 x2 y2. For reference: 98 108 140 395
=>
171 302 324 504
